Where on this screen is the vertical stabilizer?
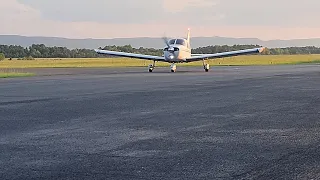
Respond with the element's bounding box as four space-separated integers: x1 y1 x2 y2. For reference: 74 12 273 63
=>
187 28 191 48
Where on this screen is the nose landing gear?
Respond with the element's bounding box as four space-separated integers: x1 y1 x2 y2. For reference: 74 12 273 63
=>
170 63 177 72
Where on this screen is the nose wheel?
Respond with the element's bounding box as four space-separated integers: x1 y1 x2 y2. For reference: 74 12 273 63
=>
170 63 177 72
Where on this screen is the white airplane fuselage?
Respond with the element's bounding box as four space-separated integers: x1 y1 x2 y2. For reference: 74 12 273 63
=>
163 29 192 63
163 39 191 63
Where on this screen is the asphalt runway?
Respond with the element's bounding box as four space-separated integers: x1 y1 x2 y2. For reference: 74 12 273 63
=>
0 65 320 180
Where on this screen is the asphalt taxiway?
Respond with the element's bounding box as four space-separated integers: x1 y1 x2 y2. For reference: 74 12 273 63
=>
0 65 319 179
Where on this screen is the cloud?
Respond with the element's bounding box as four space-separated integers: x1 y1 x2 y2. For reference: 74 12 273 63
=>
1 0 320 40
0 0 46 36
17 0 163 24
0 0 40 20
211 0 320 27
17 0 222 25
0 0 175 38
10 0 320 26
16 0 320 27
163 0 218 13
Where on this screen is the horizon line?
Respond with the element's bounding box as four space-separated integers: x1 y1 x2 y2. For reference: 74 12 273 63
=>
1 34 320 41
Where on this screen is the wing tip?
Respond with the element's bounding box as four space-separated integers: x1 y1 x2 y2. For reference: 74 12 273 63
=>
95 49 107 54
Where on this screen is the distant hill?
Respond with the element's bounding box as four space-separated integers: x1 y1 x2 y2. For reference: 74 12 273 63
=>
1 35 320 49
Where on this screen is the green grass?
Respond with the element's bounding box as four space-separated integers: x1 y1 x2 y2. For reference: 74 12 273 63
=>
292 59 320 64
0 72 35 78
0 55 319 68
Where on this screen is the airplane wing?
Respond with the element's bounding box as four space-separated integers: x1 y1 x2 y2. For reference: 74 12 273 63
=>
186 47 265 62
95 49 166 61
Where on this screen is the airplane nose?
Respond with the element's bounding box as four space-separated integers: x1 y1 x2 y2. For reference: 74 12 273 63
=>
164 47 179 60
166 47 179 52
165 52 175 60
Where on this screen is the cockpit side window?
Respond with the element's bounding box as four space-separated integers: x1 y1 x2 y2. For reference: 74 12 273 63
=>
176 39 186 46
169 39 176 45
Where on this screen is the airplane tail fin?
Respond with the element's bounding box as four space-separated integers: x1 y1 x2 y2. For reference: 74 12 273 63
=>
187 28 191 48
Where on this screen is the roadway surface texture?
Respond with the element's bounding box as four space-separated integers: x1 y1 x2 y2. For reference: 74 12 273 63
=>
1 65 320 180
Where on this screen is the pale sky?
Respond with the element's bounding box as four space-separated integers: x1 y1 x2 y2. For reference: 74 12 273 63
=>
0 0 320 40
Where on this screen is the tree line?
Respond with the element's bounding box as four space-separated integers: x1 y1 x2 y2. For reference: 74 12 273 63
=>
192 45 320 55
0 44 100 59
1 44 320 60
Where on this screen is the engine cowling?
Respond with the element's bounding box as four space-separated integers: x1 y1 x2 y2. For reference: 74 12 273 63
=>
164 47 179 61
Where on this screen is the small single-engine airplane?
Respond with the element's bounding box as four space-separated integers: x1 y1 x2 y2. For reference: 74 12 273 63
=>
95 29 265 72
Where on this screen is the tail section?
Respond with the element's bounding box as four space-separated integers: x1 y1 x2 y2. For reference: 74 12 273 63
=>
187 28 191 48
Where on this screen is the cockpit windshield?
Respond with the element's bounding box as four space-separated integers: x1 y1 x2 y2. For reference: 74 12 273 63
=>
169 39 176 45
176 39 187 46
168 39 187 46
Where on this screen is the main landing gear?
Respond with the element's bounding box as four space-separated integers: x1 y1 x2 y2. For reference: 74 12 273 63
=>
148 61 209 72
203 59 210 72
148 61 156 72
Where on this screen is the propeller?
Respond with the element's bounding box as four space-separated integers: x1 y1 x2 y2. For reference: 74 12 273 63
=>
162 33 170 48
162 37 170 48
162 33 175 59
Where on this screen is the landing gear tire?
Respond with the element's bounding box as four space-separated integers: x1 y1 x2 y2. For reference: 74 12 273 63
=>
170 63 177 73
204 64 210 72
148 61 156 72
